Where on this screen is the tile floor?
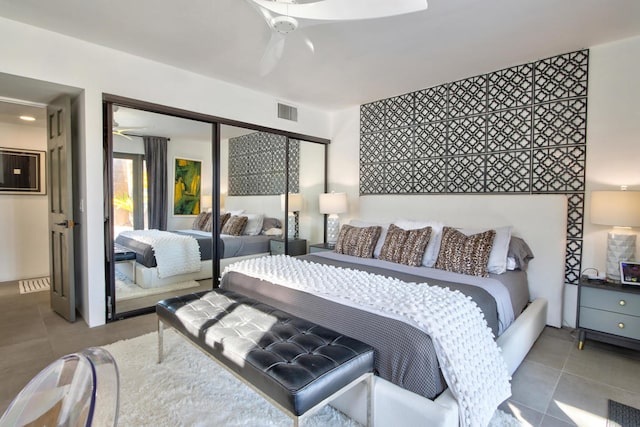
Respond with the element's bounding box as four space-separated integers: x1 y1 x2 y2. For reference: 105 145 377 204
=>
1 281 639 426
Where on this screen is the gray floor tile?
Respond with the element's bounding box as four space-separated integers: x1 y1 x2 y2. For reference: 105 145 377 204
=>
564 343 640 394
526 333 574 370
546 372 640 427
510 360 561 414
539 414 577 427
499 399 544 426
0 338 54 371
541 326 578 343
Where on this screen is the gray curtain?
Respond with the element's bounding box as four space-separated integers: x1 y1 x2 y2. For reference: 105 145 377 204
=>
143 136 168 230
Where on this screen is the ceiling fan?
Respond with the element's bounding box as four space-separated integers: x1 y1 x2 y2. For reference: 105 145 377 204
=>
246 0 428 75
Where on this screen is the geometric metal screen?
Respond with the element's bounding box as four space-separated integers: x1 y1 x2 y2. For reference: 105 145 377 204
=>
228 132 299 196
359 49 589 285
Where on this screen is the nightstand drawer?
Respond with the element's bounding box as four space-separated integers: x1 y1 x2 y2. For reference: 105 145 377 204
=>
581 286 640 316
269 239 307 256
270 239 285 254
579 307 640 341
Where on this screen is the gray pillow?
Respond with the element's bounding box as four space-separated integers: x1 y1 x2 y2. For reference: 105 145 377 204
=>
262 217 282 232
508 236 534 271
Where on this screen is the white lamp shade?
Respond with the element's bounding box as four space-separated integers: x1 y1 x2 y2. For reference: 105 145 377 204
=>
319 192 348 214
591 191 640 227
280 193 303 212
201 195 212 212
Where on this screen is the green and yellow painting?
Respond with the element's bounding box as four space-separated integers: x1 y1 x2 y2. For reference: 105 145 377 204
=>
173 158 201 215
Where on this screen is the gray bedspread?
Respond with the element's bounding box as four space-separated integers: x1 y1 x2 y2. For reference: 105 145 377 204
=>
220 254 526 399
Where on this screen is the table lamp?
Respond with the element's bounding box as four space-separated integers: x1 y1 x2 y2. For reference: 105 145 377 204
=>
319 192 347 247
590 188 640 282
281 193 303 239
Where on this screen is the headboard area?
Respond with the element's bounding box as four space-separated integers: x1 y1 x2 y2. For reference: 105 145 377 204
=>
356 194 567 327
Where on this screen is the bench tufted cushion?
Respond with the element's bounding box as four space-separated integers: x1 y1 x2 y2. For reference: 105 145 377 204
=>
156 289 374 416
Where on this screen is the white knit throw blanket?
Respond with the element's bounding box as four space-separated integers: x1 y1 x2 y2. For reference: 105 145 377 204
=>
223 255 511 427
120 230 201 278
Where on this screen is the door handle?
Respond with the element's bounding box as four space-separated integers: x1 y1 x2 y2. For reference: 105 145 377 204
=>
55 220 75 228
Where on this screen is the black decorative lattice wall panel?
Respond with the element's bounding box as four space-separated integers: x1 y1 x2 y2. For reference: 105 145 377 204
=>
228 132 299 196
359 49 589 285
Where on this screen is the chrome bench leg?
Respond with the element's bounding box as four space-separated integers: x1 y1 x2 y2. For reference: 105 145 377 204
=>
158 319 164 364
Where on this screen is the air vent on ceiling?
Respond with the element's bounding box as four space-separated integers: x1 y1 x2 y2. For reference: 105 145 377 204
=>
277 102 298 122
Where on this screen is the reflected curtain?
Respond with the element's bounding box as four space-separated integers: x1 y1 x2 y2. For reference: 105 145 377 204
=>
143 136 168 230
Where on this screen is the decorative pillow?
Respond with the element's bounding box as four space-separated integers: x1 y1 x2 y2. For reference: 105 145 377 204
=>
242 213 265 236
378 224 432 267
349 219 390 258
263 227 282 236
221 215 248 236
262 217 282 233
459 226 512 274
219 212 231 230
434 227 496 277
508 236 534 271
192 212 211 231
334 225 382 258
393 219 445 268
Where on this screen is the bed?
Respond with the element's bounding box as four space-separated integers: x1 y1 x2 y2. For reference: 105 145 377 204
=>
218 195 567 427
114 213 280 289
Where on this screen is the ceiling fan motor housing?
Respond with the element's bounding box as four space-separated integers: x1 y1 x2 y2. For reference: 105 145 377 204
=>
271 15 298 34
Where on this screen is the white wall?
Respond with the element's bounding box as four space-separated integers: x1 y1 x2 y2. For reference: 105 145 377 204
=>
0 122 48 281
0 17 332 327
328 35 640 328
572 35 640 326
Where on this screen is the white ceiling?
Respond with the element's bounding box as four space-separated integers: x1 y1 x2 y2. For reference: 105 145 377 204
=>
0 0 639 110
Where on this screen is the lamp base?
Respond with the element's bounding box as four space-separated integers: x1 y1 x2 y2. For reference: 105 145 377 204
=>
287 212 299 240
605 232 636 283
327 215 341 246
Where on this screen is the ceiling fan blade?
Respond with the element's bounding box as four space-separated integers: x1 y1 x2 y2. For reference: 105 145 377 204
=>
112 130 133 141
259 32 286 76
250 0 428 21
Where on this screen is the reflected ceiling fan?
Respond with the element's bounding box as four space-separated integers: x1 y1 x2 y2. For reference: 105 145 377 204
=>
246 0 428 75
112 106 145 140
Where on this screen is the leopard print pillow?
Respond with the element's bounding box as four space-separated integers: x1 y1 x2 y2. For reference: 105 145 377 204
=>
434 227 496 277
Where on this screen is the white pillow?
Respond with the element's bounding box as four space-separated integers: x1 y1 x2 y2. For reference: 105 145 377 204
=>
393 219 444 268
349 219 389 258
242 213 265 236
459 226 512 274
506 257 517 271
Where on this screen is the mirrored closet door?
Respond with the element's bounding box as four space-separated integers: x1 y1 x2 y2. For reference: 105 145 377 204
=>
109 106 215 317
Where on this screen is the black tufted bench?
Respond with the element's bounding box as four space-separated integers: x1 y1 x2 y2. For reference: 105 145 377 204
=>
156 289 375 426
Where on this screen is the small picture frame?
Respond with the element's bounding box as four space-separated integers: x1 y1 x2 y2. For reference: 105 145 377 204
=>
620 261 640 286
0 147 46 195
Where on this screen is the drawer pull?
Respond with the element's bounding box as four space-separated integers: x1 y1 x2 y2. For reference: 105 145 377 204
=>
619 300 626 306
618 322 625 329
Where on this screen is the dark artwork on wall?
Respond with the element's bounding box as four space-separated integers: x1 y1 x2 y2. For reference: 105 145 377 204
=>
359 49 589 285
0 147 46 195
228 132 299 196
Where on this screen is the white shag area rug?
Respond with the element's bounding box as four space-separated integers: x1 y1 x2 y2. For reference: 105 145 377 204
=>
102 330 523 427
115 273 200 301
